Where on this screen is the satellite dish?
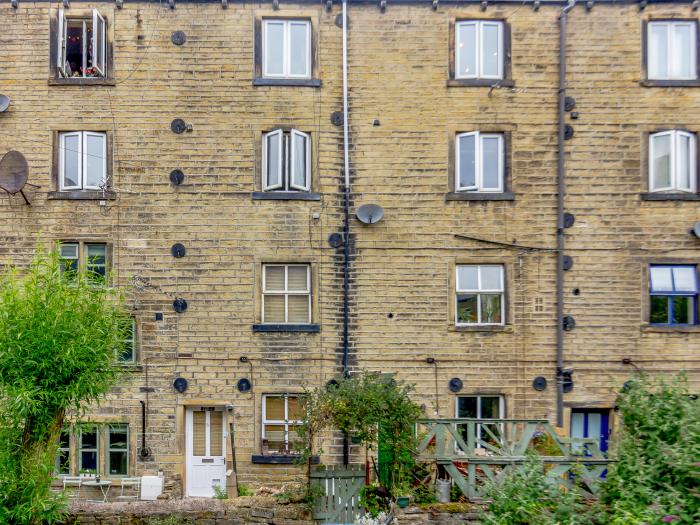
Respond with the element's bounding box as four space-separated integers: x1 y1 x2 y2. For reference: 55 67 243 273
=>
0 150 30 204
0 95 9 113
356 203 384 225
692 222 700 238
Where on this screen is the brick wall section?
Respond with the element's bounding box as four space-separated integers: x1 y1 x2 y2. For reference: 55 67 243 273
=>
0 0 698 496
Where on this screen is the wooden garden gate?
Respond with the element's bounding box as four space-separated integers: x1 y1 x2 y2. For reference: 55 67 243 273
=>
311 464 365 523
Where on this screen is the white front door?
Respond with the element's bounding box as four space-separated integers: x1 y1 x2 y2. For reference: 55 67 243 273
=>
185 407 227 497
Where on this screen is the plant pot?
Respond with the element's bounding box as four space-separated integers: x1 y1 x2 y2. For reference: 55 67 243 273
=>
351 435 362 444
396 496 410 508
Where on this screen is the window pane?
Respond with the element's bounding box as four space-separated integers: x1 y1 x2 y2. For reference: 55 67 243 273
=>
264 22 284 75
672 296 695 324
289 23 309 76
480 397 501 418
673 266 697 292
677 134 692 190
672 24 693 78
108 451 127 475
649 23 668 78
458 134 476 189
287 396 303 420
86 244 106 282
265 397 285 420
456 23 477 77
291 133 307 189
266 133 282 189
263 424 286 451
650 266 673 291
652 134 672 189
210 411 223 455
81 429 97 449
265 266 285 291
263 294 285 323
57 450 71 474
109 426 128 449
480 294 502 324
59 430 70 449
457 397 478 418
287 295 310 323
481 136 501 190
120 322 134 363
287 266 308 291
570 412 584 453
63 134 80 187
650 295 670 324
193 411 206 456
457 265 478 290
480 265 503 291
60 243 79 276
85 134 105 188
81 451 97 472
481 24 501 77
457 294 478 324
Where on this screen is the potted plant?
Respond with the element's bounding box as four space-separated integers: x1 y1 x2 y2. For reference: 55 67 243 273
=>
393 481 412 509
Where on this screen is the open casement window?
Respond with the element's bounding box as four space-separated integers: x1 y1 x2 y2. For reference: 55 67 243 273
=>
57 9 106 78
262 264 311 324
262 19 311 78
59 131 107 191
456 265 505 325
456 132 504 193
456 395 505 448
649 265 698 325
455 21 504 80
649 131 696 193
262 394 303 455
262 129 311 192
648 21 697 80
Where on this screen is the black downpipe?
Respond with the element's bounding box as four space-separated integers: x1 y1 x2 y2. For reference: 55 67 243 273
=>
139 400 147 455
556 1 574 427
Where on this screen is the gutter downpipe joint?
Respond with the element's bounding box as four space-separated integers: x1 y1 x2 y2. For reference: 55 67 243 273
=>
556 0 575 428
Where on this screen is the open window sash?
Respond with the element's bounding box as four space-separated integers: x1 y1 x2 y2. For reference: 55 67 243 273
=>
92 9 106 76
456 132 479 191
263 130 284 191
82 132 107 190
59 132 82 190
57 10 67 77
289 130 310 191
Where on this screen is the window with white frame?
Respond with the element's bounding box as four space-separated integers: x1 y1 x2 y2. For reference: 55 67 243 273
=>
59 131 107 191
57 9 106 78
106 425 129 476
456 132 504 192
117 319 136 364
262 394 303 454
262 264 311 324
263 129 311 192
79 426 99 474
647 21 697 80
649 265 698 325
455 20 504 80
456 395 505 445
59 242 108 284
456 265 505 325
263 19 311 78
649 131 696 192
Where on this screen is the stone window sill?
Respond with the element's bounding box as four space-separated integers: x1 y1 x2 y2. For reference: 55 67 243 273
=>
252 324 320 333
120 364 144 372
452 325 513 333
640 79 700 88
48 191 116 200
251 454 320 465
446 79 515 88
252 191 321 201
445 192 515 202
640 192 700 201
253 78 321 88
640 324 700 333
49 77 116 86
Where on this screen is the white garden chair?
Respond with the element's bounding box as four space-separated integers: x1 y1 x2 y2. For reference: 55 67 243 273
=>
62 476 82 499
117 477 141 500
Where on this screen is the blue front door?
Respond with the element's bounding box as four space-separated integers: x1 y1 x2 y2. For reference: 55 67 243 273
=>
570 409 610 455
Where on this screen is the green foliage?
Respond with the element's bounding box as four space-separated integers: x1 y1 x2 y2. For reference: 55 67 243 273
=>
600 374 700 525
237 483 254 497
480 454 596 525
359 483 392 517
0 246 129 524
212 485 227 499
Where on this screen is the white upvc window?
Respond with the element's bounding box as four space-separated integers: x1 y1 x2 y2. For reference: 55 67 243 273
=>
456 265 505 326
456 395 505 445
649 130 696 192
262 19 311 79
648 21 697 80
456 132 504 192
262 264 311 324
455 20 504 80
263 129 311 191
262 394 303 454
59 131 107 191
117 319 136 364
57 9 106 78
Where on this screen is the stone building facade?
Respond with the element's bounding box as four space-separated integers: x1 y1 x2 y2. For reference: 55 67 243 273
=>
0 0 698 498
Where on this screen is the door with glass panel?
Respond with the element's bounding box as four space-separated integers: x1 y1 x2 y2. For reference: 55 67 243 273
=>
185 407 226 497
570 409 610 456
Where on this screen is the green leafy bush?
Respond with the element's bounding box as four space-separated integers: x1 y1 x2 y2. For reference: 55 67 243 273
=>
237 483 254 496
0 246 129 524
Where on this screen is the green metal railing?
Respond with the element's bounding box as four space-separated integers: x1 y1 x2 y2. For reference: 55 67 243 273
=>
416 418 612 500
